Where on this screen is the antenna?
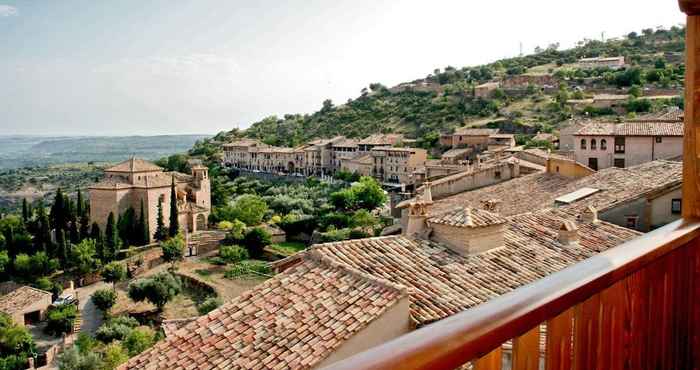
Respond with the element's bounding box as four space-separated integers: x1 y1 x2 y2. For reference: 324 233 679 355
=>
519 42 523 57
601 31 605 42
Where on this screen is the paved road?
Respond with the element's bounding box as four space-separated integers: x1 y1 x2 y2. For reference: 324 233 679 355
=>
75 281 110 335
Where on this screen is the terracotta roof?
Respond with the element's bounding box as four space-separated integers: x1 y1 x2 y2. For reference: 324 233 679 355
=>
309 209 639 326
575 121 684 136
123 258 406 370
222 139 264 148
454 128 499 136
0 286 51 315
104 158 163 173
427 160 681 217
489 134 515 139
358 134 404 146
428 207 506 228
441 148 472 158
632 107 683 122
332 138 359 148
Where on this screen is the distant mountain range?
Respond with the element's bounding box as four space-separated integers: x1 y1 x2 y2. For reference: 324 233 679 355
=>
0 135 211 169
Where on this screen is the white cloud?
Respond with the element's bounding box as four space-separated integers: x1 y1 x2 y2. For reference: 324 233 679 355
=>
0 5 17 17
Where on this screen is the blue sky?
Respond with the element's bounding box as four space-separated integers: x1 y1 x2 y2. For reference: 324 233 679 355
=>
0 1 685 136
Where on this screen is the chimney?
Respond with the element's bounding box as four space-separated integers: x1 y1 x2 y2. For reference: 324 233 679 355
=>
404 201 430 238
581 205 599 224
480 199 502 213
422 182 433 203
558 221 579 246
427 207 507 255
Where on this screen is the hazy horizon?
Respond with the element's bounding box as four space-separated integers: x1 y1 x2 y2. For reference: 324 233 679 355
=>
0 0 685 136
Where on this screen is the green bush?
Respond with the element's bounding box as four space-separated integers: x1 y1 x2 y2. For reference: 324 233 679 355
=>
225 261 272 279
45 304 78 336
197 297 223 315
92 289 117 316
122 327 156 356
95 316 139 343
243 227 271 259
219 245 249 264
127 272 182 312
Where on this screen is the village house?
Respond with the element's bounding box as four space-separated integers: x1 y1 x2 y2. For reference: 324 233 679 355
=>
339 153 373 177
357 133 404 153
0 284 53 327
221 139 268 168
122 202 639 370
89 158 211 242
487 133 517 152
331 138 359 172
370 147 427 185
573 119 683 170
445 128 499 150
577 56 626 69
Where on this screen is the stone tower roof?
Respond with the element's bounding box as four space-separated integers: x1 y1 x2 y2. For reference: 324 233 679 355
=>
104 158 163 173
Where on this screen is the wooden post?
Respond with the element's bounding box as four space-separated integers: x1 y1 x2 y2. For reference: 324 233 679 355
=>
681 0 700 218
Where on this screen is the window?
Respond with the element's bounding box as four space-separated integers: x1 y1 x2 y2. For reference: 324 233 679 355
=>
672 199 682 214
614 158 625 168
580 139 587 150
494 171 501 179
590 139 597 150
600 139 607 150
614 136 625 153
588 158 598 171
626 216 638 230
556 166 560 173
655 136 663 143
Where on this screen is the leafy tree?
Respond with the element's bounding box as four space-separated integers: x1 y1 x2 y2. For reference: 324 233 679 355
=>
127 272 182 312
45 304 78 336
168 177 179 237
0 251 9 277
92 289 117 317
228 195 268 225
0 313 35 370
160 234 185 269
350 209 379 230
95 316 139 343
243 227 271 259
70 239 100 276
104 212 120 262
331 177 386 212
57 346 103 370
154 199 166 242
122 327 156 356
102 261 127 289
102 343 129 370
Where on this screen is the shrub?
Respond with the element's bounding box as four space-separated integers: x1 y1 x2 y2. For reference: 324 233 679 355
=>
160 234 185 267
197 297 223 315
219 245 249 264
127 272 182 312
92 289 117 317
95 316 139 343
45 304 78 336
123 327 156 356
102 261 127 287
225 261 272 279
349 229 371 239
243 227 271 259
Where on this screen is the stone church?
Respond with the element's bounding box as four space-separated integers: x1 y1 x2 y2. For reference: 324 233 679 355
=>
89 158 211 242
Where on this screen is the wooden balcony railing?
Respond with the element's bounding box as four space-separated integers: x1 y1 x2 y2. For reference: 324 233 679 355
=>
326 219 700 370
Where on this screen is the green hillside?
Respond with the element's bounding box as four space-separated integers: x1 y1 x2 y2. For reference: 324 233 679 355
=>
191 25 685 158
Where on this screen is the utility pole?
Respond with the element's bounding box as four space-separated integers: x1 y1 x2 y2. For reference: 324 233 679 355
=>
519 42 523 57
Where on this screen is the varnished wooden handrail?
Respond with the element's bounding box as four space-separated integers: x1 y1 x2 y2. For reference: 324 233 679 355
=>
323 219 700 370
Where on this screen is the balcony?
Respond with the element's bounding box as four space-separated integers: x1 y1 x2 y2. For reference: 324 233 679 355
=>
324 2 700 369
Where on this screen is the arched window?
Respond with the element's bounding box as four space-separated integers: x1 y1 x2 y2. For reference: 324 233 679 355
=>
600 139 607 150
580 139 587 150
591 139 597 150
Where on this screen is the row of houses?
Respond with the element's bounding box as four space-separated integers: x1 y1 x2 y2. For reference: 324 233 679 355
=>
222 134 428 186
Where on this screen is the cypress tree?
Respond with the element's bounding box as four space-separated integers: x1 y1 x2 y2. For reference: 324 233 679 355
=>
69 220 79 244
4 227 15 260
76 191 83 219
50 188 65 231
154 199 166 241
21 198 29 223
137 200 149 245
39 213 52 255
105 212 119 262
79 212 89 241
91 222 104 262
168 177 179 237
57 229 67 267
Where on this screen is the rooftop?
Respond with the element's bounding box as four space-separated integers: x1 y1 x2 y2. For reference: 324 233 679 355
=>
441 148 472 159
104 158 163 173
308 209 639 326
424 160 682 217
427 207 507 228
358 134 404 146
0 286 52 315
123 257 406 370
222 139 264 148
454 128 499 136
575 120 684 136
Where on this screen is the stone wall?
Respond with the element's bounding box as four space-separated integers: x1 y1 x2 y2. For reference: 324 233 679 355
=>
420 162 519 200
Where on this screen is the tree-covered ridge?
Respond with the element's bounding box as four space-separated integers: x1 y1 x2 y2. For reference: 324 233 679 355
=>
187 25 685 156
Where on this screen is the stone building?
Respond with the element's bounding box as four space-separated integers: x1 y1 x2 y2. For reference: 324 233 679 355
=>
89 158 211 242
577 56 625 69
0 285 52 327
370 147 427 185
573 119 683 170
